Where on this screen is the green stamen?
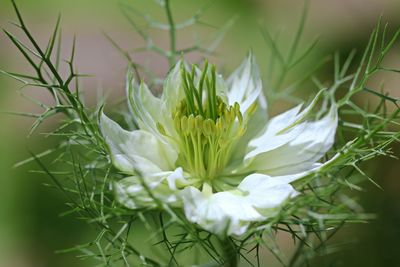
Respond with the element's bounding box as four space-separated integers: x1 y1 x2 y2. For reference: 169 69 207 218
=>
164 62 247 180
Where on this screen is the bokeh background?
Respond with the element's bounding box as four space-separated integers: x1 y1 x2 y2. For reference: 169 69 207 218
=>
1 0 400 266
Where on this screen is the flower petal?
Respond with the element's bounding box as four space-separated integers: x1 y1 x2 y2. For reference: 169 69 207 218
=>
114 176 157 209
246 90 326 157
161 59 187 113
166 167 191 190
100 113 177 174
226 52 267 115
238 173 299 210
180 186 264 236
228 106 269 167
114 171 184 209
245 104 305 158
245 103 338 175
214 71 229 103
126 70 167 135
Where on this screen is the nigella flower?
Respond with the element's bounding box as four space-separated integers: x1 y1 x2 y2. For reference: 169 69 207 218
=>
100 53 338 236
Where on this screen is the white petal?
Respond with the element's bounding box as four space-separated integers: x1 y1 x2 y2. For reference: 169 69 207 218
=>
180 186 264 236
229 103 270 167
166 167 190 190
100 113 177 174
215 72 229 103
180 172 307 235
161 60 187 113
226 52 267 114
114 176 155 209
126 70 166 135
246 90 326 156
245 104 304 159
226 53 269 165
245 103 338 175
238 173 299 210
114 173 180 209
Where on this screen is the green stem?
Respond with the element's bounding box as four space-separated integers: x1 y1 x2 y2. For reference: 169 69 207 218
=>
220 237 238 267
164 0 176 67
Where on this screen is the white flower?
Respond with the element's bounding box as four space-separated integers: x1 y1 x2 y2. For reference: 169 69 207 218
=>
100 53 338 236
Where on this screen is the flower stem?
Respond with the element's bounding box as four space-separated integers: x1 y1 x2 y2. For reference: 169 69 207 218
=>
220 237 238 267
164 0 176 67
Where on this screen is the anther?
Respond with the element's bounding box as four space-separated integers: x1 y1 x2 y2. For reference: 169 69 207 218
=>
187 114 195 132
181 116 188 135
156 122 167 136
195 115 203 132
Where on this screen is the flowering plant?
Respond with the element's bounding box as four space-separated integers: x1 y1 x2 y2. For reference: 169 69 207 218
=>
101 55 338 237
2 0 400 266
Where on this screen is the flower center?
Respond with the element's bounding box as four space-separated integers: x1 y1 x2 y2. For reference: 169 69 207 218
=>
163 61 246 180
172 98 244 180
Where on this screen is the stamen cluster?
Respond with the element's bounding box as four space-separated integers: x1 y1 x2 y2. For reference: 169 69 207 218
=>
164 62 246 180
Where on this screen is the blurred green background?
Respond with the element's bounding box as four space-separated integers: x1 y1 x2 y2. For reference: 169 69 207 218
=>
1 0 400 266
